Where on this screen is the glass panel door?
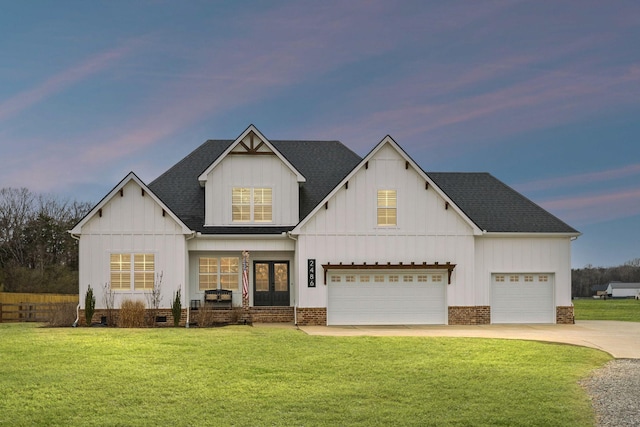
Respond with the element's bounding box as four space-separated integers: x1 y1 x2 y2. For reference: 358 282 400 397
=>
253 261 290 306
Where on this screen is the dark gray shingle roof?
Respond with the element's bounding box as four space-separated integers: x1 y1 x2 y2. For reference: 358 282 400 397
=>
148 138 577 235
148 139 361 234
427 172 579 233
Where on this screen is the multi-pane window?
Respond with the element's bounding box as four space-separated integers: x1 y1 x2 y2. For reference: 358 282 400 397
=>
360 275 370 283
524 275 533 282
134 254 155 290
253 188 272 222
110 253 154 291
220 257 239 290
417 275 428 282
403 275 414 282
389 275 399 283
232 187 272 223
200 257 239 290
374 275 385 282
495 275 505 282
199 258 218 290
232 188 251 222
377 190 397 226
539 275 548 282
110 254 131 290
510 275 520 282
331 276 341 283
432 275 443 282
345 275 356 283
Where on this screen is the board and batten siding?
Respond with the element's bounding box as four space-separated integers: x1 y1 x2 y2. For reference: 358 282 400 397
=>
295 142 476 308
203 153 299 226
77 180 188 310
474 236 573 307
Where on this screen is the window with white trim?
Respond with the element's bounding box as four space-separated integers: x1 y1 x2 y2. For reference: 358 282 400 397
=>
232 187 272 223
377 190 397 226
199 257 239 291
110 253 155 291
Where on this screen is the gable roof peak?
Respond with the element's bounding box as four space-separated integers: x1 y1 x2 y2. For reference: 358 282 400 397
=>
197 124 306 186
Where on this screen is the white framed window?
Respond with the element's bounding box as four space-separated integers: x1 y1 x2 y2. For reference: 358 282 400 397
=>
345 275 356 283
403 275 414 282
377 190 397 226
417 275 428 282
374 275 385 283
331 276 341 283
199 257 239 291
389 275 399 283
360 275 370 283
539 275 548 282
432 274 443 282
510 275 520 282
495 275 505 282
524 275 533 282
232 187 272 223
110 253 155 291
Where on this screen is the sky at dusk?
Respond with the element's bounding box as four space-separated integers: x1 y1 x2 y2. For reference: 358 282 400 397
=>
1 1 638 268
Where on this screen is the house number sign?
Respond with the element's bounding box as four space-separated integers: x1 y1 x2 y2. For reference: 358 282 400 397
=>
308 259 316 287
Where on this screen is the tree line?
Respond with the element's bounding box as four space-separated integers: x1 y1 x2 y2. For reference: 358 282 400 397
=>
0 187 91 294
572 258 640 297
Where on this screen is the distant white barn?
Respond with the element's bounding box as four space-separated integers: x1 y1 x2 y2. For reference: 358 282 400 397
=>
605 282 640 298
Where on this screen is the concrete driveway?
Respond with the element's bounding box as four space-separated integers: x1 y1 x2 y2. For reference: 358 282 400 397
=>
298 320 640 359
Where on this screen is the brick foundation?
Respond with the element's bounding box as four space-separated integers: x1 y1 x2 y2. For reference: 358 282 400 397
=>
556 306 574 324
448 306 491 325
296 307 327 326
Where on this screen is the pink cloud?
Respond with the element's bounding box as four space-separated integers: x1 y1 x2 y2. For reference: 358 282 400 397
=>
515 164 640 193
540 188 640 225
0 40 142 122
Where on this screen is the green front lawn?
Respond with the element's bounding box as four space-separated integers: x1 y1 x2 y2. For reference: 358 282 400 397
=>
0 323 609 426
573 298 640 322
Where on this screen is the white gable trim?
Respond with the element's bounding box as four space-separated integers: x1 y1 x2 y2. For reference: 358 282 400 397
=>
292 135 483 235
197 124 306 186
69 172 194 235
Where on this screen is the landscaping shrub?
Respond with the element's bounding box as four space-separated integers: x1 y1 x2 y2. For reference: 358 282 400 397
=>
47 302 77 327
171 289 182 327
195 306 217 327
84 285 95 326
119 299 146 328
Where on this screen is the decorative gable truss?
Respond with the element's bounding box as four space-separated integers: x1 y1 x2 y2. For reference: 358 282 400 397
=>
197 125 307 227
292 135 483 236
69 172 193 236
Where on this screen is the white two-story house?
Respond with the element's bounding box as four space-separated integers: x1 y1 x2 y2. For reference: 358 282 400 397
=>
70 124 580 326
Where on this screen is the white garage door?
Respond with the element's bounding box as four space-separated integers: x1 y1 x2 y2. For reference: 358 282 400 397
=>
327 271 447 325
491 273 555 324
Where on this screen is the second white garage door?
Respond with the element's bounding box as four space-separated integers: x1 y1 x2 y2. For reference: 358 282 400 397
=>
491 273 555 324
327 271 447 325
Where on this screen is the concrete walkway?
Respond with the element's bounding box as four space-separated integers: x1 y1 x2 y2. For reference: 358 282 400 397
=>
298 320 640 359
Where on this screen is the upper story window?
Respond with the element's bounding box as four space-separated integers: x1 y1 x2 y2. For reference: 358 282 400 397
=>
232 187 272 223
377 190 397 226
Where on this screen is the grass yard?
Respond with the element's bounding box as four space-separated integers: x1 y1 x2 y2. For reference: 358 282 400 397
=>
573 298 640 322
0 324 610 427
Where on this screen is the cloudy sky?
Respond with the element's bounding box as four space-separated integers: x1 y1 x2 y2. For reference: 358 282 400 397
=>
1 1 638 268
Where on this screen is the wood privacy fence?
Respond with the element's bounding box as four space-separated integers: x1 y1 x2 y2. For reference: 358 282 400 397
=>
0 292 78 323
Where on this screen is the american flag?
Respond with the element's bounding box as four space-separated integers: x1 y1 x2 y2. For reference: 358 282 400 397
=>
242 250 249 300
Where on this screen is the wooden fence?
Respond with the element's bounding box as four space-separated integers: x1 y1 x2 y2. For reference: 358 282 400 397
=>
0 292 78 323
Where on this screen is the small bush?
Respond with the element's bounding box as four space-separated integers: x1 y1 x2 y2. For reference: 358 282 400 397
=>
84 285 96 326
171 289 182 327
119 299 146 328
195 306 217 327
47 302 78 327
